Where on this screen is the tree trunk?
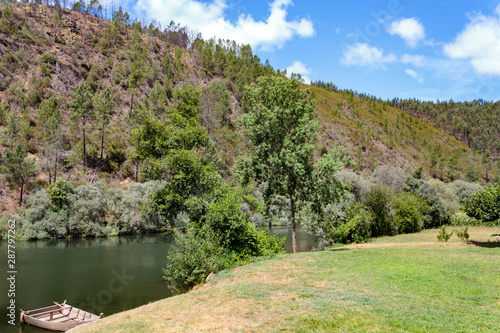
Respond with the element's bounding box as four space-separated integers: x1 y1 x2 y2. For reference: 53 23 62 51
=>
47 159 52 185
83 126 86 171
129 93 134 117
19 181 24 207
54 147 58 182
289 194 297 254
100 122 105 160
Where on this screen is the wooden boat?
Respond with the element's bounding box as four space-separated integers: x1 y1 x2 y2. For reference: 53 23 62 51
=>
20 301 103 332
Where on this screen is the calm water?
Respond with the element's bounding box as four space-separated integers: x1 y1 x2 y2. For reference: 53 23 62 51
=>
0 226 316 332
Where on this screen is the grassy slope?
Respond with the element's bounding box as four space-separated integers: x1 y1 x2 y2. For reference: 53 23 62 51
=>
311 85 482 177
73 227 500 332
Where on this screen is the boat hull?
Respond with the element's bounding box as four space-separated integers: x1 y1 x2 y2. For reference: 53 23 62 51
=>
21 304 101 332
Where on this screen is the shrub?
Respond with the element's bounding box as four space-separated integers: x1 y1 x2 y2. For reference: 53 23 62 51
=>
370 165 406 193
449 180 483 204
336 170 372 202
47 178 74 210
403 178 448 228
364 184 394 237
16 190 66 240
455 227 469 241
449 212 483 226
393 193 423 234
427 179 460 214
464 186 500 222
437 226 452 242
329 205 373 244
163 228 237 293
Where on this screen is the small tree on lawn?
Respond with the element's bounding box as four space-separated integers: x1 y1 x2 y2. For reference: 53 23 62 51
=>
1 145 38 206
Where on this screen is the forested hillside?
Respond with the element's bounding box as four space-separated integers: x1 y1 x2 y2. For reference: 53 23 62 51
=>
0 2 498 220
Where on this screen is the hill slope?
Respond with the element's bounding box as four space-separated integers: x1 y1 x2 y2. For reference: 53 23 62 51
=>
0 3 494 217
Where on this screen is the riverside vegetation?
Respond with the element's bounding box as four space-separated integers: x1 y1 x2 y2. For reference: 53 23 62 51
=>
0 1 500 294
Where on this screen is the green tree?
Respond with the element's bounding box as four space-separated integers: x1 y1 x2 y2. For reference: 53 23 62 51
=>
1 145 38 206
70 82 94 170
446 149 461 181
429 145 444 178
45 106 62 184
482 151 494 182
465 164 480 182
93 87 115 160
5 108 21 150
239 76 317 253
128 29 151 113
38 96 61 184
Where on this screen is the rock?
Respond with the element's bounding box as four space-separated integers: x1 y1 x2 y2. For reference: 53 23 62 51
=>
205 272 215 283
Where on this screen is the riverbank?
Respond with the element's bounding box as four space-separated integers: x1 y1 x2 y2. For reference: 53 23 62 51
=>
71 227 500 332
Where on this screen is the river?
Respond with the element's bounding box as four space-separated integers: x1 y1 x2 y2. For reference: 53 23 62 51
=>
0 226 317 332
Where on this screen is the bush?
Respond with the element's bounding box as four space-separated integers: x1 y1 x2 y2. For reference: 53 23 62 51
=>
393 193 423 234
336 170 372 202
449 212 483 226
370 165 406 193
427 179 460 214
163 228 237 294
14 181 168 239
329 205 373 244
437 226 452 242
47 178 74 210
16 190 66 240
464 186 500 222
449 180 483 204
403 178 448 228
364 184 394 237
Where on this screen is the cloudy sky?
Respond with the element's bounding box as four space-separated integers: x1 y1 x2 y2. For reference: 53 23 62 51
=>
123 0 500 102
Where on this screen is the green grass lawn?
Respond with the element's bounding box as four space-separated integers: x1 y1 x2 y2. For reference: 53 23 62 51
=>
72 227 500 332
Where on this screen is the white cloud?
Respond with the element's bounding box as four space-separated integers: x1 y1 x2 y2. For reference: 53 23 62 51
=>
340 43 396 67
405 69 424 83
387 17 425 48
444 5 500 75
401 54 426 67
286 61 312 83
134 0 315 51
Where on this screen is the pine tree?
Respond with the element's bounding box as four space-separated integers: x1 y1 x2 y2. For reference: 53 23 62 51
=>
1 145 38 206
70 82 94 171
93 87 115 159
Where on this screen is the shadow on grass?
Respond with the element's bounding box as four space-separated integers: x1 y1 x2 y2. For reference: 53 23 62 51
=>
468 240 500 248
327 248 351 252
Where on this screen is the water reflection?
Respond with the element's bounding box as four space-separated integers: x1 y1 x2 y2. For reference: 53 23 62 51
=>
268 225 318 252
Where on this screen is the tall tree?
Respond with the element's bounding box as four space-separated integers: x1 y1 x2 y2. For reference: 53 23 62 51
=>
0 145 38 206
482 151 494 182
128 28 151 113
93 87 115 159
45 105 62 184
70 82 94 171
239 76 317 253
38 96 61 184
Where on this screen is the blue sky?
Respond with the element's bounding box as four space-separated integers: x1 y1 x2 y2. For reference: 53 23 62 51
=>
122 0 500 102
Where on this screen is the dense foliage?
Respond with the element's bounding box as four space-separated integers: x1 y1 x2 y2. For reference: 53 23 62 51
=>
464 186 500 223
308 165 487 246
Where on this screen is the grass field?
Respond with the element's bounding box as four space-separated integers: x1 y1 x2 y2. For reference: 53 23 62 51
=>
72 227 500 332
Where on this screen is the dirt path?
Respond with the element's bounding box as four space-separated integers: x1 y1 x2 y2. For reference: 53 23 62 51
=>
341 241 466 249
